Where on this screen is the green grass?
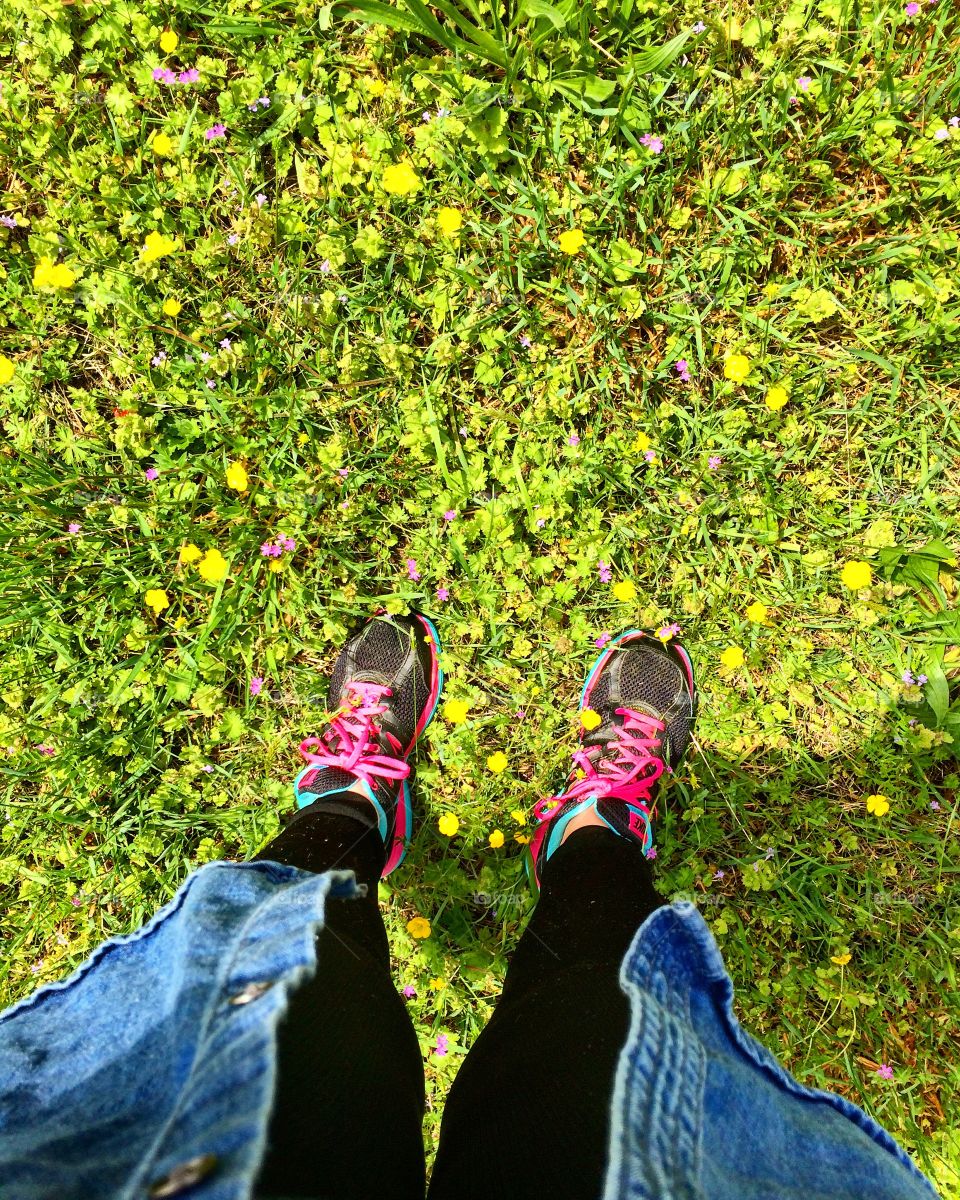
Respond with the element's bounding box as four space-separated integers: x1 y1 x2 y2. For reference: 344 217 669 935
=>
1 0 959 1188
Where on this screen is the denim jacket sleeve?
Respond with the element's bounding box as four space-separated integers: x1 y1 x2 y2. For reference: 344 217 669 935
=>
0 860 360 1200
603 901 940 1200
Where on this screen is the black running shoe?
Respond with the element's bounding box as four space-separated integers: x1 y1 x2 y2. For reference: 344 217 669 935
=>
528 629 696 891
293 612 444 877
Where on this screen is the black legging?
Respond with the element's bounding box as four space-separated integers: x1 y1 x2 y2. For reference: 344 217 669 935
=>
250 804 663 1200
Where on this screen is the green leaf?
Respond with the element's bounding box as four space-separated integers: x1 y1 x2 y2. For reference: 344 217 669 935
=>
343 2 436 38
621 29 692 77
553 73 617 105
518 0 566 29
924 662 950 727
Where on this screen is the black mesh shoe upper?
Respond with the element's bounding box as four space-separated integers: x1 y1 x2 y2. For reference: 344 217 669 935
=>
327 614 434 755
582 635 696 770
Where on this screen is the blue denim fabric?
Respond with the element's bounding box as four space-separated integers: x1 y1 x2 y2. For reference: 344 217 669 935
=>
0 863 939 1200
603 902 938 1200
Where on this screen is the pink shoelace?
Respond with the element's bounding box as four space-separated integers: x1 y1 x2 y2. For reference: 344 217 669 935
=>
533 708 666 828
299 680 410 793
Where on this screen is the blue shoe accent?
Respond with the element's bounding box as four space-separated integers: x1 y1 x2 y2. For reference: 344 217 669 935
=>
545 796 619 861
293 768 388 841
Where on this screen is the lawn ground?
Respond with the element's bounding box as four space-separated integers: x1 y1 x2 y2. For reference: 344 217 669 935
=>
1 0 959 1186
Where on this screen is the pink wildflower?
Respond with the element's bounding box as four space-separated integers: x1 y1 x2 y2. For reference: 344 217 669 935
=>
434 1034 449 1057
402 985 417 998
437 587 449 601
68 522 81 534
145 467 159 481
407 558 420 581
249 677 264 697
567 434 580 447
598 560 612 583
708 455 721 470
443 509 457 522
640 133 664 153
595 632 612 648
204 124 226 141
877 1064 894 1080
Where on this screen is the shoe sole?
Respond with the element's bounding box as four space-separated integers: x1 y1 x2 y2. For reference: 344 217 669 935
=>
382 612 444 877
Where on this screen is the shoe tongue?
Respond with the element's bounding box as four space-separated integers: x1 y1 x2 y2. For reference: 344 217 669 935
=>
297 766 360 797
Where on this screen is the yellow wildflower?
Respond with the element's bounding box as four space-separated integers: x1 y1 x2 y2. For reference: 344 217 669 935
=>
33 255 76 291
841 560 872 590
436 206 464 235
745 601 768 623
429 976 446 990
178 543 202 564
558 228 585 255
514 833 530 845
268 559 283 573
438 812 460 837
720 646 745 669
145 588 169 615
865 794 890 817
141 231 177 263
830 952 852 966
632 431 652 452
152 133 175 157
382 162 421 195
197 549 228 583
161 297 182 317
765 385 789 411
225 461 249 492
406 916 431 939
488 829 505 849
487 751 508 774
612 579 636 602
581 709 602 731
723 353 751 384
443 698 470 723
159 29 178 52
0 355 14 384
510 808 527 826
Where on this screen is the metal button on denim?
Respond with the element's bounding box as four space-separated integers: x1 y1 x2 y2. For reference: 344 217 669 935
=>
228 980 275 1005
149 1153 219 1197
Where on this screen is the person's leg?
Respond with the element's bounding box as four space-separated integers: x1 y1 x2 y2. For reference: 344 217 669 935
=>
250 802 426 1200
428 825 662 1199
250 610 443 1198
430 629 695 1200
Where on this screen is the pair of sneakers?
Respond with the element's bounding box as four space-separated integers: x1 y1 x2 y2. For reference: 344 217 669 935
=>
291 613 697 889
